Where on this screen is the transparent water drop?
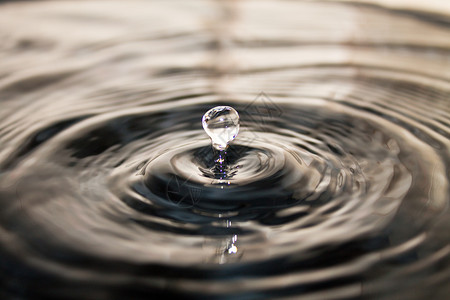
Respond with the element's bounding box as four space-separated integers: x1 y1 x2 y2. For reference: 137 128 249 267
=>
202 106 240 151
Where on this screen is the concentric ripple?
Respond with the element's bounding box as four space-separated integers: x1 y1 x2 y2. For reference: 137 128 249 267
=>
0 1 449 300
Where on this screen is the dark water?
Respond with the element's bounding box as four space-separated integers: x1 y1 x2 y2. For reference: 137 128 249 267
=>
0 1 449 299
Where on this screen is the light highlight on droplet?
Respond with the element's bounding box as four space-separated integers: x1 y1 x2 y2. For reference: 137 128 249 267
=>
202 106 240 151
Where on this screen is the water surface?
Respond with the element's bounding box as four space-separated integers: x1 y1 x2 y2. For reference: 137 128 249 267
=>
0 1 449 299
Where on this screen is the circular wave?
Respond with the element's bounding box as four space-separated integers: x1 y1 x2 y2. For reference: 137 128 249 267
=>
0 1 449 300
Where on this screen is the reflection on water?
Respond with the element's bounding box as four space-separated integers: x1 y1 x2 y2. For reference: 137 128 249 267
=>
0 0 449 299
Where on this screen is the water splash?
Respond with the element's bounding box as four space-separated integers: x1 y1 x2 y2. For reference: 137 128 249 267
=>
0 1 449 300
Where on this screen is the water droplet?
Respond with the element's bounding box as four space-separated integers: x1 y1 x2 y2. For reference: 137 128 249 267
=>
202 106 239 151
